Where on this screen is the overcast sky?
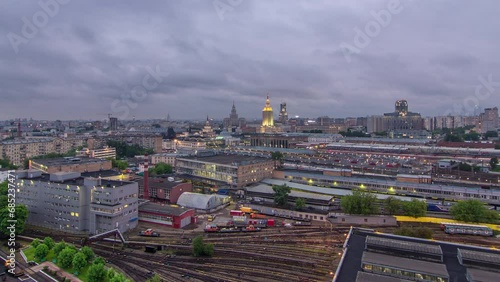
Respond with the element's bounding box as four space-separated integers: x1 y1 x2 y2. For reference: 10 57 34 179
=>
1 0 500 120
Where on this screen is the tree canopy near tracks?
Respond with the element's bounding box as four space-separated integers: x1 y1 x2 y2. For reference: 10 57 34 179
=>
402 199 427 218
192 235 214 257
295 198 306 210
384 196 403 215
147 274 162 282
58 247 77 268
341 190 379 215
34 244 49 261
272 184 291 207
271 151 284 168
450 199 499 223
88 262 107 282
72 252 87 273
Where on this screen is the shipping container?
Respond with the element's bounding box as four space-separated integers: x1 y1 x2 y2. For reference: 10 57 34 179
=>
267 219 275 227
250 213 267 219
240 207 253 213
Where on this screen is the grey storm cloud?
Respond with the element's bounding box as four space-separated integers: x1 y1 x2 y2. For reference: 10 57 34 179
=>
1 0 500 120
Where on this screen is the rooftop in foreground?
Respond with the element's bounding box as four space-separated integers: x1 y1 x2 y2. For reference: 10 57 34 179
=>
334 227 500 282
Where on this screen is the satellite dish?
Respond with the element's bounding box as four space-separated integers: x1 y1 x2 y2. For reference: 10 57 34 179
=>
167 177 174 182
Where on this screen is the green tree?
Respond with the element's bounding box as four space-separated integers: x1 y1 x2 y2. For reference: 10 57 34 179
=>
450 199 499 223
295 198 306 210
53 241 67 256
107 268 116 280
35 244 49 261
81 246 95 262
149 162 173 175
106 141 154 158
88 263 107 282
490 157 498 170
402 199 427 218
0 204 28 236
445 134 463 142
112 159 128 170
147 274 162 282
110 273 128 282
485 131 499 138
58 247 77 268
384 197 403 215
166 127 176 139
341 190 378 215
272 184 291 207
31 239 41 249
43 237 55 250
93 256 106 265
0 181 8 208
72 252 87 273
192 235 214 257
271 151 284 168
464 131 480 141
0 159 17 169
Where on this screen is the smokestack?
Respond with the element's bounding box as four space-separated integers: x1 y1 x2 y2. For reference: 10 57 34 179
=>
17 120 21 137
143 155 149 200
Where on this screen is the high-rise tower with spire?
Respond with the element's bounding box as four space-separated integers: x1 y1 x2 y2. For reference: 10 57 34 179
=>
223 101 246 131
262 95 274 127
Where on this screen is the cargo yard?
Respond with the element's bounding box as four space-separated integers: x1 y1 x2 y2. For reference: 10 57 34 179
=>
17 204 500 282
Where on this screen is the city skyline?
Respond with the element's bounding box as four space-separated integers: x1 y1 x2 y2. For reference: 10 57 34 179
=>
1 0 500 120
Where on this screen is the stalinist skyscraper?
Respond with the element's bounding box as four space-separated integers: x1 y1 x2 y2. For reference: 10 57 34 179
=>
262 95 274 127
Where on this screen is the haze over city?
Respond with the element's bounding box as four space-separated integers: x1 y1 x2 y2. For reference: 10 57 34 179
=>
2 0 500 120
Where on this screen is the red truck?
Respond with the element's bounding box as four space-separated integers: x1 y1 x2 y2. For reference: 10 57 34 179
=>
230 210 245 216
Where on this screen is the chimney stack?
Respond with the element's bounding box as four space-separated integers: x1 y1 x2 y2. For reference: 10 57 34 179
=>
17 119 21 137
143 155 149 200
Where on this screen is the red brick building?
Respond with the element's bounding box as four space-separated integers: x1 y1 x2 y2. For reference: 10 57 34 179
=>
137 177 193 204
138 202 195 229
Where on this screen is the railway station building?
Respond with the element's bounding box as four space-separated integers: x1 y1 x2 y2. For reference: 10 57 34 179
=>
334 227 500 282
246 183 337 211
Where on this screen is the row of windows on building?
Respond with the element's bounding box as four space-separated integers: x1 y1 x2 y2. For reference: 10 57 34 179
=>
139 212 173 223
362 263 447 282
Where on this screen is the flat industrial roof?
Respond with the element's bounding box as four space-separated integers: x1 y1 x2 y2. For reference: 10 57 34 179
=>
366 236 443 256
178 154 271 166
32 157 109 166
362 251 449 277
139 202 193 216
355 271 412 282
283 170 500 195
335 228 500 282
246 184 334 201
458 249 500 266
261 178 416 202
466 268 500 281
